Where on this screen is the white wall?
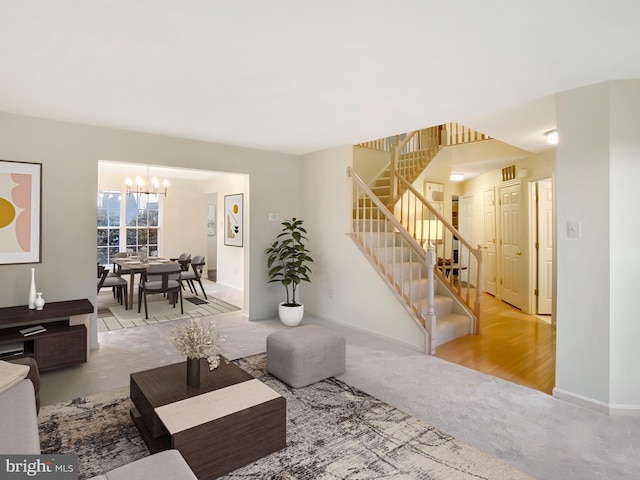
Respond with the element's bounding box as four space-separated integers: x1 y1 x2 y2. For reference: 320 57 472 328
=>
203 174 245 290
0 112 302 350
555 82 612 407
608 81 640 409
301 145 425 351
555 80 640 412
353 146 388 185
161 177 208 261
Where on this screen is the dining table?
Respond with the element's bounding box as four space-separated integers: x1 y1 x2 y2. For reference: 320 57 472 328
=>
112 257 176 310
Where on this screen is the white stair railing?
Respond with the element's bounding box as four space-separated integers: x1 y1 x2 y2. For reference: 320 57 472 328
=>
389 127 442 205
393 171 484 329
348 167 437 354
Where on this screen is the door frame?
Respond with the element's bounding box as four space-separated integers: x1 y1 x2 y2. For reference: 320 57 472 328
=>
528 178 554 322
483 186 497 296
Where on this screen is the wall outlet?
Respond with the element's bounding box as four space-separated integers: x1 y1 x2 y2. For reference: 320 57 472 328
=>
328 289 334 298
269 213 278 221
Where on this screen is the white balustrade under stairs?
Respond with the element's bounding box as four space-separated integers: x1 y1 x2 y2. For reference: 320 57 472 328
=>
349 182 477 354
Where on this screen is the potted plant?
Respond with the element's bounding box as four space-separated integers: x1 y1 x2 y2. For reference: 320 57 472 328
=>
265 218 313 326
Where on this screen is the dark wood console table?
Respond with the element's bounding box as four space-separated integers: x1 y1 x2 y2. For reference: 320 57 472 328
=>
0 299 94 371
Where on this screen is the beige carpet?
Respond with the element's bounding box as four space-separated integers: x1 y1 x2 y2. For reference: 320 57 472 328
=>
100 296 240 331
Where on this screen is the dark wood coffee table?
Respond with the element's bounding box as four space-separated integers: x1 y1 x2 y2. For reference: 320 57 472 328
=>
130 357 286 479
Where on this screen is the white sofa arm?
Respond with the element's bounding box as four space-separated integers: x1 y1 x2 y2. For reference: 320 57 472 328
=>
88 450 197 480
0 379 40 454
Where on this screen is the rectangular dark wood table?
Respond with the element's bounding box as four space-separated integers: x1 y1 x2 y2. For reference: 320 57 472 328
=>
130 356 286 479
112 257 174 309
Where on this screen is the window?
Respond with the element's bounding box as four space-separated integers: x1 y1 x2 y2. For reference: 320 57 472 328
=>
97 191 161 265
125 193 160 257
97 191 121 265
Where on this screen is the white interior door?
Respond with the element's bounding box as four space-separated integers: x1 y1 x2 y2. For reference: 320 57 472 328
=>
500 184 524 309
459 195 474 285
483 188 497 296
537 179 553 315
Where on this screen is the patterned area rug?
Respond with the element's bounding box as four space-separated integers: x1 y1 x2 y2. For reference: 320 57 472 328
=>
38 354 533 480
99 295 240 331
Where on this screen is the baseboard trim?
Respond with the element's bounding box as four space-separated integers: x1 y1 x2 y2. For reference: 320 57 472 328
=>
553 388 610 414
553 388 640 416
609 404 640 416
306 312 424 353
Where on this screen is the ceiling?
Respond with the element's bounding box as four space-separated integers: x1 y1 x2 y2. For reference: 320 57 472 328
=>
1 1 640 160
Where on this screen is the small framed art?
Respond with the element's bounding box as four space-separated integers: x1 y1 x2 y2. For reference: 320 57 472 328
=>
207 204 216 236
224 193 243 247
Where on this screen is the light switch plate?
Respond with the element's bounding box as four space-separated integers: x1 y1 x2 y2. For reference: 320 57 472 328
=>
567 221 581 238
268 213 278 221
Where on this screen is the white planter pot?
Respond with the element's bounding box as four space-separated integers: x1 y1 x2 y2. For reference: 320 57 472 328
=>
278 302 304 327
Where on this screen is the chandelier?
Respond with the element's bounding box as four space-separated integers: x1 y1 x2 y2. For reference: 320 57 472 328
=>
125 167 169 197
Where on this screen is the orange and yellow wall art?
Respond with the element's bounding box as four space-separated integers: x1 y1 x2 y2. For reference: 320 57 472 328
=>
0 160 41 264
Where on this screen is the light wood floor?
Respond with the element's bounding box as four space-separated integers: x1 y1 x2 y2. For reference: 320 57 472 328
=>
434 294 556 394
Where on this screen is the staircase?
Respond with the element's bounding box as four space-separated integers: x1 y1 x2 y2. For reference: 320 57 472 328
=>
349 124 487 354
358 127 443 215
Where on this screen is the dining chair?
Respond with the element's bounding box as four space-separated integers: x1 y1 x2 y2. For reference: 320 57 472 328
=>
180 255 207 299
98 266 129 310
138 263 183 320
109 252 131 277
97 265 109 294
170 252 192 272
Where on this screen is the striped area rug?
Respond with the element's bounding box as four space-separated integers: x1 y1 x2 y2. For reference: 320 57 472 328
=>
98 296 240 331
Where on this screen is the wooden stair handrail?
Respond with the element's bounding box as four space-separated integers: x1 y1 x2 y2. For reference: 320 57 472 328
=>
394 172 480 256
348 167 425 260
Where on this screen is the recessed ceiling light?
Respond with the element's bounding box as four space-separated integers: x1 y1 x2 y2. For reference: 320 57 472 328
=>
545 129 558 145
450 173 464 182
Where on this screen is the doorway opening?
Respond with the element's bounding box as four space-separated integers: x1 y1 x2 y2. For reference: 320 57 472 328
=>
96 161 247 345
532 178 554 321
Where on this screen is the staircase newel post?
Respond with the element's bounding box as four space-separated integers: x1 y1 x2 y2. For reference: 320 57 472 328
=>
425 243 437 354
390 144 397 208
473 245 484 335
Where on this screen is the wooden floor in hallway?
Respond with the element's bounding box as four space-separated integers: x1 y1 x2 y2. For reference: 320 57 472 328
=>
434 294 556 394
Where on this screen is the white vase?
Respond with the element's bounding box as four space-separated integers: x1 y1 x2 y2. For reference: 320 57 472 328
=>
35 292 45 311
278 302 304 327
28 268 36 309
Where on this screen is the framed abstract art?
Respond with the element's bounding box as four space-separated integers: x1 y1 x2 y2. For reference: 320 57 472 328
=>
0 160 42 264
224 193 243 247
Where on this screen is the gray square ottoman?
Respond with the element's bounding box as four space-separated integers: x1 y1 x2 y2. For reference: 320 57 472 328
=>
266 325 346 388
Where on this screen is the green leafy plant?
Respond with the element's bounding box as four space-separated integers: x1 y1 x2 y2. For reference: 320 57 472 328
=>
265 218 313 307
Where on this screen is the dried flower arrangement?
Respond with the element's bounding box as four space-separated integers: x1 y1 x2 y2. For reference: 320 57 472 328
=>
172 318 227 371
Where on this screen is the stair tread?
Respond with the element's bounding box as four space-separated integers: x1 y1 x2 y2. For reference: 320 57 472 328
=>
435 312 471 347
436 312 470 325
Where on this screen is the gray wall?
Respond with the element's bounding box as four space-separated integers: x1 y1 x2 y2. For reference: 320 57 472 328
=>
555 80 640 412
0 112 302 349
